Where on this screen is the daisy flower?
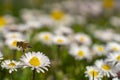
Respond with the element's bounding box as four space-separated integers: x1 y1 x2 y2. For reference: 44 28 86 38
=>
20 52 50 73
106 52 120 66
85 66 102 80
69 45 92 60
94 29 114 42
74 33 92 46
95 59 117 77
52 35 70 46
50 9 74 26
37 32 53 45
4 32 24 40
5 38 24 49
106 42 120 52
92 44 106 56
1 60 21 73
53 25 73 36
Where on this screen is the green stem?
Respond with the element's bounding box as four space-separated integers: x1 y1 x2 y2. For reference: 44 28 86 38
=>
32 69 36 80
12 49 17 60
10 73 13 80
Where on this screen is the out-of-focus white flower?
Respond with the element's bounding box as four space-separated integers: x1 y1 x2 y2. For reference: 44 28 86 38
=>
4 32 24 40
5 38 24 49
106 52 120 66
74 33 92 46
85 66 102 80
0 51 3 60
37 32 53 45
26 20 42 29
94 29 114 42
106 42 120 52
53 25 73 36
110 16 120 27
4 15 16 25
92 44 106 56
50 10 74 26
112 77 119 80
95 59 117 77
1 60 21 73
74 15 86 25
113 34 120 42
69 45 92 60
20 52 50 73
52 35 70 45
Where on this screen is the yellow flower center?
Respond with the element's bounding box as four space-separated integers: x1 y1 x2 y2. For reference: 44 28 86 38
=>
29 57 40 66
117 55 120 61
0 17 6 27
57 39 64 43
103 0 114 8
102 64 111 71
78 50 84 57
12 40 17 47
113 47 119 51
89 70 98 77
43 35 50 41
8 62 16 68
98 46 104 52
51 10 64 20
79 37 85 42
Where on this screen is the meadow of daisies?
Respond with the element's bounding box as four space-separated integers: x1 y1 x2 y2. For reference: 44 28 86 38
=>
1 0 120 80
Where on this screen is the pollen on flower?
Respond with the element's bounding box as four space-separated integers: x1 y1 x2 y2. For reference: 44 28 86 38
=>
102 64 111 71
57 39 64 43
51 10 64 20
12 40 18 47
78 50 84 57
29 57 41 66
79 37 85 42
98 46 104 52
89 70 99 77
113 47 119 51
117 55 120 60
0 17 6 26
8 62 16 68
43 35 50 41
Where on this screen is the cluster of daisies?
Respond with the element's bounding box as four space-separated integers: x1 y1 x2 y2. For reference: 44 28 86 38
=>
0 51 50 74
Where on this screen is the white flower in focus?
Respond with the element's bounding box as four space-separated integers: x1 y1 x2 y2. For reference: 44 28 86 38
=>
106 42 120 52
95 59 117 77
92 44 106 56
85 66 102 80
52 35 70 45
20 52 50 73
1 60 21 73
74 33 92 46
69 45 92 60
37 32 53 45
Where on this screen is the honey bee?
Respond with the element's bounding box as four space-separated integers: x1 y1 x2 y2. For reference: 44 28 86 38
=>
16 41 32 52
